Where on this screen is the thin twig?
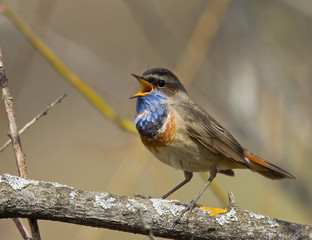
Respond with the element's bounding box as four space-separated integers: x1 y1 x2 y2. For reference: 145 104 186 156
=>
0 52 27 178
0 94 67 152
0 50 41 240
13 218 32 240
28 218 40 240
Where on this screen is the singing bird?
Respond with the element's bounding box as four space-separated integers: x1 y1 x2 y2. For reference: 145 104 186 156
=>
131 68 295 223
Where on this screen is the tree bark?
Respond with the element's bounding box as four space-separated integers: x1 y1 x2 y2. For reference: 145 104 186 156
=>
0 174 310 239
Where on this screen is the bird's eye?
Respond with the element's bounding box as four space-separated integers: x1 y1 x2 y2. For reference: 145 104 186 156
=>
158 80 166 87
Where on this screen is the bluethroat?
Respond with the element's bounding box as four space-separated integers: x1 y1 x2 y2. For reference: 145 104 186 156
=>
131 68 295 224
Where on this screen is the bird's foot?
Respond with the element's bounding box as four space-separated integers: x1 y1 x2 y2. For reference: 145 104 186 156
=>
172 200 197 227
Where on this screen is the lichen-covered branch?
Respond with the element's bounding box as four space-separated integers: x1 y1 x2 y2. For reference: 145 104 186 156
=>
0 174 310 239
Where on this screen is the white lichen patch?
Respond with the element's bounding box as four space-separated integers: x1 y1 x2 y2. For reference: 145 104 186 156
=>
249 212 265 220
69 190 78 199
267 217 279 228
308 227 312 239
51 182 71 188
216 209 238 226
247 210 280 228
202 208 212 215
95 193 116 210
1 174 77 192
150 198 184 217
3 173 39 190
126 199 148 212
125 202 136 212
128 199 147 209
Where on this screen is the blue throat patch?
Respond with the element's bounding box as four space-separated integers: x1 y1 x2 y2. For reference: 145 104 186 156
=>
134 91 168 138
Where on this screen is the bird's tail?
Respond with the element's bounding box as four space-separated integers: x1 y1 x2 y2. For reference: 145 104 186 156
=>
244 151 295 180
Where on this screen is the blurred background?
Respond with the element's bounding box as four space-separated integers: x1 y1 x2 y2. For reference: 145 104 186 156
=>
0 0 311 239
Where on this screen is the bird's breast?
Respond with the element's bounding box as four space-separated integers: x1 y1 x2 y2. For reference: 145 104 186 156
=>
140 113 176 150
134 92 177 150
135 108 168 138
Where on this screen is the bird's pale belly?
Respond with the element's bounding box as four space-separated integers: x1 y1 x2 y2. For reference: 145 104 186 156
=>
146 129 222 172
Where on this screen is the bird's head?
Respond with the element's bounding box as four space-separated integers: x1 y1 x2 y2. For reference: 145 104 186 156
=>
131 68 188 100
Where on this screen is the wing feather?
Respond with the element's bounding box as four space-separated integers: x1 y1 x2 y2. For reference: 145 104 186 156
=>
177 101 250 168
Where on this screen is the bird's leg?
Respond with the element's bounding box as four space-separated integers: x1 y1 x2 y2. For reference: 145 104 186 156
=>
173 169 217 227
161 171 193 199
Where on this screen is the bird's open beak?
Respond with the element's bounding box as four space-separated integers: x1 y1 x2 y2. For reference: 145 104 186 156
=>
131 74 153 98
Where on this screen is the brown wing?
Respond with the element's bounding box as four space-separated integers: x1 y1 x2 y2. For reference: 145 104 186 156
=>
177 100 250 168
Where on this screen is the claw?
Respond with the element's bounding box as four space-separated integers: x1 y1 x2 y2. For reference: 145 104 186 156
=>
171 171 217 228
172 200 197 227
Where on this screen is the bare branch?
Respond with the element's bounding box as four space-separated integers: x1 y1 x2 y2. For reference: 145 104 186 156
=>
13 218 32 240
0 52 27 178
0 51 41 239
0 174 310 240
0 94 67 152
